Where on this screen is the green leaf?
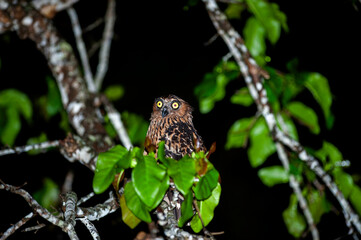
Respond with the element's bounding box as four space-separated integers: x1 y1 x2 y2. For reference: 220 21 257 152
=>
190 183 221 233
124 181 152 223
0 89 32 146
264 81 280 112
314 141 343 171
230 87 254 107
46 77 62 117
258 165 289 187
244 17 266 62
350 185 361 216
307 189 331 224
33 178 60 210
132 155 169 209
167 155 196 195
225 117 254 150
157 141 167 165
283 194 306 238
245 0 283 44
26 132 48 155
119 195 141 229
1 107 21 146
248 117 276 167
304 72 333 128
194 61 239 114
93 145 130 194
225 3 245 19
0 89 32 122
194 169 219 200
178 192 194 228
104 84 124 101
286 101 320 134
122 111 148 146
334 170 354 198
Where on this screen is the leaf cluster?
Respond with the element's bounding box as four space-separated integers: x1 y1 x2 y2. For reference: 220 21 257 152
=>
93 142 221 231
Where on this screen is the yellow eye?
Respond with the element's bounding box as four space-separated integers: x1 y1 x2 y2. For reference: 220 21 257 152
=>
172 101 179 109
156 100 163 108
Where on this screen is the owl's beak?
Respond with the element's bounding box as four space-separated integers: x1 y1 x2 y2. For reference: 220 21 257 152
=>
162 107 169 117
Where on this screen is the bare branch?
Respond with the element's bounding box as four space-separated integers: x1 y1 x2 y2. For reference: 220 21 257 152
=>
202 0 361 235
101 96 133 150
64 192 77 227
0 181 70 232
94 0 116 91
83 18 104 34
76 191 118 221
62 170 75 194
67 7 96 92
276 114 319 240
59 134 98 171
22 223 46 233
0 1 113 153
77 192 95 206
78 218 100 240
0 212 34 240
0 140 59 156
276 143 319 240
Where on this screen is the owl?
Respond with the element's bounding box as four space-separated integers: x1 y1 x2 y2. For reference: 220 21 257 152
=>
145 95 206 160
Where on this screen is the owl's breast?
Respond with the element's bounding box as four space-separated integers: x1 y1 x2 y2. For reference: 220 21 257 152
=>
146 117 205 160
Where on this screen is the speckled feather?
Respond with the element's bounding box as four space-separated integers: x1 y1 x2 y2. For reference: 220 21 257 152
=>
145 95 206 159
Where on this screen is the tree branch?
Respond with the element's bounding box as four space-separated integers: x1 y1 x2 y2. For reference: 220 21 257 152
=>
202 0 361 236
100 95 133 150
0 140 59 156
79 218 100 240
0 0 113 154
67 6 96 92
0 212 34 240
0 181 72 233
276 114 319 240
94 0 116 91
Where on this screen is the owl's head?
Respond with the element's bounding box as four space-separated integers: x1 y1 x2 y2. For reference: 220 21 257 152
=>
151 95 193 121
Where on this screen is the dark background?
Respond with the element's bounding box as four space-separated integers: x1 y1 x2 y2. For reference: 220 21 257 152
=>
1 0 361 239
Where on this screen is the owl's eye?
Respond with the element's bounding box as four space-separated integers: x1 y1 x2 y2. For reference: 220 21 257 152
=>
171 101 180 110
156 100 163 108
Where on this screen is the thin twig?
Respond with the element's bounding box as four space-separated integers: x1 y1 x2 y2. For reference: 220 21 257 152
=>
277 114 319 239
94 0 116 91
0 212 34 240
77 192 95 206
276 143 319 240
67 7 96 92
62 170 74 194
0 140 59 156
83 18 104 33
0 181 70 231
22 223 46 233
100 96 133 150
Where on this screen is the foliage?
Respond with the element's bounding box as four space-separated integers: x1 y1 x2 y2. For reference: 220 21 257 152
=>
33 178 60 211
0 89 32 146
194 0 360 238
93 142 221 231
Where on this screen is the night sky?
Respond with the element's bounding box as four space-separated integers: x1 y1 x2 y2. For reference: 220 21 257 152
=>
1 0 361 239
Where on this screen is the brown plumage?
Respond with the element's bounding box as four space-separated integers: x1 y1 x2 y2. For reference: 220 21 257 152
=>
145 95 206 159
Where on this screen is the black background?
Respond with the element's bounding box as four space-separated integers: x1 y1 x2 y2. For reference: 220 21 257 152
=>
1 0 361 239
